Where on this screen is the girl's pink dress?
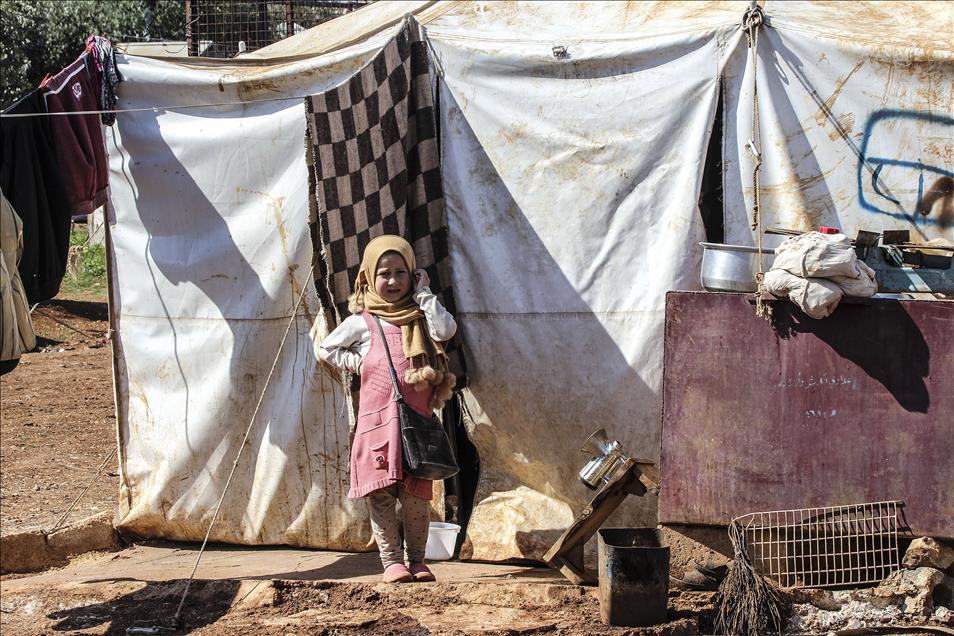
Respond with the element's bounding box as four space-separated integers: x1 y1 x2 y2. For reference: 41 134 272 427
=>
347 313 434 500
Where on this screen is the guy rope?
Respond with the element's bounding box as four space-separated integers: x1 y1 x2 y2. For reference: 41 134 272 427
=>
743 1 772 320
170 271 314 627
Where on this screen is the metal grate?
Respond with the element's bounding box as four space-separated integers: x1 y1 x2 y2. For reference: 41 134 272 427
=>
735 501 904 588
186 0 372 58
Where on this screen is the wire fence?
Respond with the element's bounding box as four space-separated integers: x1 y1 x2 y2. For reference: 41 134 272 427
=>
186 0 372 58
736 501 905 588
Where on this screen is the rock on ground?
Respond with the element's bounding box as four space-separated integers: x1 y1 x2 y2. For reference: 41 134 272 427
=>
874 566 945 616
935 605 954 626
903 537 954 572
789 589 905 634
789 566 953 633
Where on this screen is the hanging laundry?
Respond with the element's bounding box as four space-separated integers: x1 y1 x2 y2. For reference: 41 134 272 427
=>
1 191 38 375
41 51 110 215
304 15 466 382
1 90 71 304
86 35 123 125
1 37 120 305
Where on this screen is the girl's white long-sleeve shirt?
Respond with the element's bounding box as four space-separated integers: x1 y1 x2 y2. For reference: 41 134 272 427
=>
317 287 457 374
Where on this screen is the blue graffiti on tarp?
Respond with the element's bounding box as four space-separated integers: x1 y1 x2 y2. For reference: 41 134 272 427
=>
857 109 954 227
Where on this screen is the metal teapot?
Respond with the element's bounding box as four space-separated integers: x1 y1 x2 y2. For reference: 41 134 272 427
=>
578 428 630 490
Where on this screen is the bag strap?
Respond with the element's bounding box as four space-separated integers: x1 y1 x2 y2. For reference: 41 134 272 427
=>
372 316 405 403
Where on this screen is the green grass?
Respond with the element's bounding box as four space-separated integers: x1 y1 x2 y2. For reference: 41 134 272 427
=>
58 227 108 301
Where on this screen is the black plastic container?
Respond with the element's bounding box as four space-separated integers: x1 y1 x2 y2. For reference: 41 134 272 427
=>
597 527 670 627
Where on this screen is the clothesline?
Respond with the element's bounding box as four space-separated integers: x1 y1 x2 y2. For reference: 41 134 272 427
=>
4 38 121 308
1 94 306 118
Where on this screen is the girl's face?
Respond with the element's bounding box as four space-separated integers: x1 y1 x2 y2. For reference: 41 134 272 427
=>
374 252 411 302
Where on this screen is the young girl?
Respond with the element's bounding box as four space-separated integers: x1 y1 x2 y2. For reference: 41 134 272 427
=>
318 235 457 583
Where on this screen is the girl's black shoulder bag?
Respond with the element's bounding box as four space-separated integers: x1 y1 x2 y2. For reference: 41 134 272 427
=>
373 316 459 481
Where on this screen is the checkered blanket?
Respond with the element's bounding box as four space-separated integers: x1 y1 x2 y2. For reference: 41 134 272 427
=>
306 16 466 380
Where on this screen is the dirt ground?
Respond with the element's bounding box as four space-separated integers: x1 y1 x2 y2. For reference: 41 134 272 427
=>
0 296 118 533
2 541 713 635
0 575 714 636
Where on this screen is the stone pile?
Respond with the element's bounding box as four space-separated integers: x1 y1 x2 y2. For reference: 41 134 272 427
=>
788 537 954 634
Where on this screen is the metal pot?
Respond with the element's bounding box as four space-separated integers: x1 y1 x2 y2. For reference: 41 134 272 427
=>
699 242 776 293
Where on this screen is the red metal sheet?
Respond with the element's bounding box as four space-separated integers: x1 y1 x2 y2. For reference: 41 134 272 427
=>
659 291 954 538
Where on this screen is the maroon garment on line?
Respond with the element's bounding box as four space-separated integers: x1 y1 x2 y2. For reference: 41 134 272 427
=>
41 52 109 215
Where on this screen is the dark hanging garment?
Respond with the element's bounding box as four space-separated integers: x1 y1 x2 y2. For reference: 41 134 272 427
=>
86 35 123 126
40 52 109 215
1 91 72 304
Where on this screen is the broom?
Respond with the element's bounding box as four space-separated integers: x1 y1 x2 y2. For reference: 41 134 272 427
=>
713 520 787 636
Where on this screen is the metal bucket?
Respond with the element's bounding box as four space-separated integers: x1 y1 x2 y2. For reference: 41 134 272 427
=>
597 528 670 627
700 242 776 292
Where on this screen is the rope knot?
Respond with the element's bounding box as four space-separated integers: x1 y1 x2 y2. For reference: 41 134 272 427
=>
742 4 765 31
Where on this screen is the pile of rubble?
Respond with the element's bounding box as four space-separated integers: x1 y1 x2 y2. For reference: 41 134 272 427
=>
788 537 954 634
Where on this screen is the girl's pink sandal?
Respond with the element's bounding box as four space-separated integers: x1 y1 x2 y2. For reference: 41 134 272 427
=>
382 563 414 583
408 563 436 582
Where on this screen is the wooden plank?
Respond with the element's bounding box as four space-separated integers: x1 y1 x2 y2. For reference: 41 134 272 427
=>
544 461 650 584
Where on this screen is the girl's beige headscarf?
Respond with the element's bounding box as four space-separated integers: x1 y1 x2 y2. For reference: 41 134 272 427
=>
348 235 456 410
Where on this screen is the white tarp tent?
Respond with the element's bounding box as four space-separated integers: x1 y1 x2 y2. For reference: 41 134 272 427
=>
108 45 388 549
427 11 742 560
724 2 953 246
107 1 953 561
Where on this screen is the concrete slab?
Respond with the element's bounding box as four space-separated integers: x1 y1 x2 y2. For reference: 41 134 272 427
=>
1 512 118 575
1 540 563 595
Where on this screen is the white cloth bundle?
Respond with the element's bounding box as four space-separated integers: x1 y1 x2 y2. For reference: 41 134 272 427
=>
764 232 877 319
1 193 37 366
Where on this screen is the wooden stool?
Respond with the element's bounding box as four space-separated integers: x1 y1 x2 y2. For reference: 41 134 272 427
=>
543 459 659 585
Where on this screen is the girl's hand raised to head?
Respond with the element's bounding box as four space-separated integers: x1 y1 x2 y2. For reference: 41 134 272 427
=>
413 269 430 291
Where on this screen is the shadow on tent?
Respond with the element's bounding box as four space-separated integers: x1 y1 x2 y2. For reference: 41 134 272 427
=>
436 84 660 539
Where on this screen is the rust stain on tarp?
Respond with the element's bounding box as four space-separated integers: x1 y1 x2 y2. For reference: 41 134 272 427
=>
766 1 952 58
658 292 954 538
757 167 839 230
222 54 372 101
827 112 855 141
918 176 954 229
814 60 864 127
236 188 315 324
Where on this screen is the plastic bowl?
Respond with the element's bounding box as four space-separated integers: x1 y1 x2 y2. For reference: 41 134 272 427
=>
425 522 461 560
